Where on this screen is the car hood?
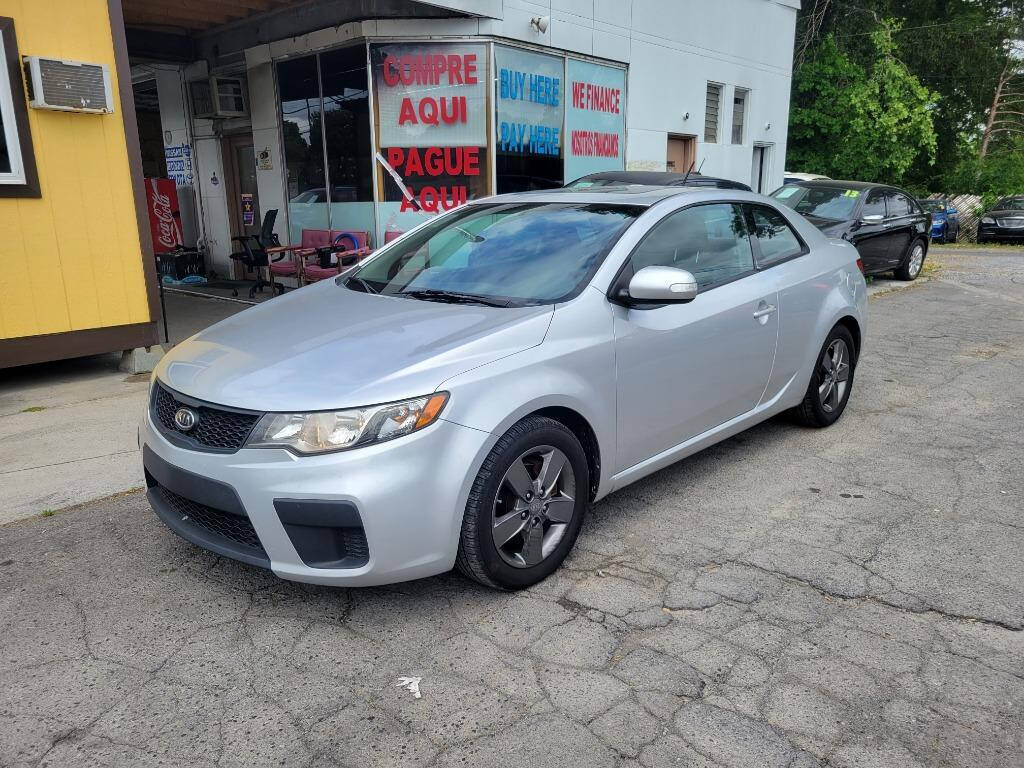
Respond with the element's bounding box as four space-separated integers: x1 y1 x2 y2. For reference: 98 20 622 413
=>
986 209 1024 218
803 214 851 238
929 211 947 223
155 280 554 412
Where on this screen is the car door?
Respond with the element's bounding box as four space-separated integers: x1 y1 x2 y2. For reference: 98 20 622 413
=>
848 188 892 273
883 190 915 266
612 202 779 471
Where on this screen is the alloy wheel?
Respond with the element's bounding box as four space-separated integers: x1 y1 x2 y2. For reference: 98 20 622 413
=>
818 339 850 414
907 243 925 277
491 445 576 568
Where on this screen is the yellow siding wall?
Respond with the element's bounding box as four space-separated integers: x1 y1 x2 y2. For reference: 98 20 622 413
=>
0 0 150 340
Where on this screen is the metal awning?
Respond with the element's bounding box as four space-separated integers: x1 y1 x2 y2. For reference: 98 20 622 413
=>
122 0 301 32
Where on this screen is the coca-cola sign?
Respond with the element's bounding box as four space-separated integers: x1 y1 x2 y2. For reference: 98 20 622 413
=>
145 177 183 254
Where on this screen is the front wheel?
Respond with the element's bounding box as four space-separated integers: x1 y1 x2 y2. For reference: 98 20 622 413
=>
456 416 589 590
895 240 926 281
792 325 857 428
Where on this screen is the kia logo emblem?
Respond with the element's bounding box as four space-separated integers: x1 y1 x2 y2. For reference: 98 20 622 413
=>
173 407 198 432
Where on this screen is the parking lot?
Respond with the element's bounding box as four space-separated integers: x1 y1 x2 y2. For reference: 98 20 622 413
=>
2 247 1022 768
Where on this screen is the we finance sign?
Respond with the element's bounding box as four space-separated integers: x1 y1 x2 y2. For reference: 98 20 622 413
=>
565 59 626 180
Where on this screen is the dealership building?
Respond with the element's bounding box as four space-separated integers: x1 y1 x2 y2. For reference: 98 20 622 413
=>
0 0 798 366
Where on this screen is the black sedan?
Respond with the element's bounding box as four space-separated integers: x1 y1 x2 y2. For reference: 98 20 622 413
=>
566 170 752 191
977 196 1024 244
771 180 931 280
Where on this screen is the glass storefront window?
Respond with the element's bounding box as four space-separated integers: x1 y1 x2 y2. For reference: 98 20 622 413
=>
565 59 626 183
277 46 373 246
494 45 564 193
274 40 626 246
370 42 489 239
320 46 375 243
277 55 327 242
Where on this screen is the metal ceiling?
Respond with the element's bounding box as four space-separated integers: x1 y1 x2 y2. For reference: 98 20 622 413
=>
121 0 301 32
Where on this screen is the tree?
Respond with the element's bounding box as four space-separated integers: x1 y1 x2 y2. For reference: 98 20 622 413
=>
791 0 1024 192
788 24 938 183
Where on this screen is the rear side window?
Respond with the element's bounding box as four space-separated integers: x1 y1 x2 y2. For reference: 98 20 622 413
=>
749 205 803 266
631 203 754 290
886 192 913 217
862 190 886 218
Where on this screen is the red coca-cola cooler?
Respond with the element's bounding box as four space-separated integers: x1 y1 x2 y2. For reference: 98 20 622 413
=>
145 177 203 279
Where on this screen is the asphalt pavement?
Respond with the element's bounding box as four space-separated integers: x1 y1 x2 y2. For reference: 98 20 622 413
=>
1 247 1022 768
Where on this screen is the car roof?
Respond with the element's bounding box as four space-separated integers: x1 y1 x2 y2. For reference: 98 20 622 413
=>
568 170 751 190
472 185 763 208
786 179 880 191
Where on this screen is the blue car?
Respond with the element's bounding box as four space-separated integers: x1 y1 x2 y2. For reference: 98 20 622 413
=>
920 198 959 243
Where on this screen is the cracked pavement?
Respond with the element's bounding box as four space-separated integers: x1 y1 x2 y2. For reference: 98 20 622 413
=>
2 249 1023 768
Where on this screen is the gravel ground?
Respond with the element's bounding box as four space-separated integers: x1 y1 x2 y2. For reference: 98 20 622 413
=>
1 249 1022 768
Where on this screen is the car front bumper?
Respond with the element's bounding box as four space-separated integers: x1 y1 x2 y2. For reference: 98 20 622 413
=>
140 406 491 586
978 224 1024 241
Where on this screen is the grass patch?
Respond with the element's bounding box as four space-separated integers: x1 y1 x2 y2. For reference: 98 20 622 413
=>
935 242 1024 251
39 509 57 517
20 406 45 413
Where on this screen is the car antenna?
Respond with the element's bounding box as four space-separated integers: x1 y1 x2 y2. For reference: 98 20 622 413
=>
680 159 696 186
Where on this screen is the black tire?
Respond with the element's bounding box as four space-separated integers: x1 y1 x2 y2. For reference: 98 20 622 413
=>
456 416 589 590
792 324 858 428
895 238 926 281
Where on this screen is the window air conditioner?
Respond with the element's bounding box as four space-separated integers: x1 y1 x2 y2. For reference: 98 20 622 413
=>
23 56 114 114
190 76 248 119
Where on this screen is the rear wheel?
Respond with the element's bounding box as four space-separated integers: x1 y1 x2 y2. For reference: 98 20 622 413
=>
792 325 857 428
456 416 589 590
895 239 926 281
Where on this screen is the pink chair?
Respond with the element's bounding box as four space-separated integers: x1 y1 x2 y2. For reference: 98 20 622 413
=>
268 229 333 284
302 230 373 283
384 230 404 243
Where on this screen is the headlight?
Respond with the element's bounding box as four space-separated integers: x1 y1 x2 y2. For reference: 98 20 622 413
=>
981 217 995 224
246 392 449 454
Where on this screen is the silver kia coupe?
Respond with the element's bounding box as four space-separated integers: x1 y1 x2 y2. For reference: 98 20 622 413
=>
142 186 866 590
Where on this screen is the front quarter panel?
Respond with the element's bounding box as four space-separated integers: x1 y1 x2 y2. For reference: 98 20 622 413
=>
436 287 618 499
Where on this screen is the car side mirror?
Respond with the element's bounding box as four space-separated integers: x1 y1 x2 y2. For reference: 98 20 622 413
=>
626 266 698 304
860 214 885 225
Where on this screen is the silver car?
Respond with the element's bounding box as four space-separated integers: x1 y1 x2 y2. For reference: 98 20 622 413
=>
142 186 866 590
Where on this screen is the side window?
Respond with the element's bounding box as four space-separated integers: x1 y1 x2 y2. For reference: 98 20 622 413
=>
887 192 913 217
862 190 886 218
631 203 754 290
749 205 803 266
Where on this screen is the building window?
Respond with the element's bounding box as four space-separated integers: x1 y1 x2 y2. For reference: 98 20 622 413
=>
704 82 722 144
370 41 489 237
276 45 373 244
732 87 748 145
0 17 39 197
495 44 564 193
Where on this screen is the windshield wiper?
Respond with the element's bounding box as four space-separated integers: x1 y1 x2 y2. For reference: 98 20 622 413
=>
400 289 509 307
453 226 485 243
344 275 378 294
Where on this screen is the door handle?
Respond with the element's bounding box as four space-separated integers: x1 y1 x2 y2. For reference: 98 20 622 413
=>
752 304 777 319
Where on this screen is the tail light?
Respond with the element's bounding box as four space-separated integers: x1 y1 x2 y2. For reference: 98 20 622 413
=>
856 257 865 275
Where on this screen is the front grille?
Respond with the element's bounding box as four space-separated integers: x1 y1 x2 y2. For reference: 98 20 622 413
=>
152 383 261 453
996 218 1024 229
153 485 267 558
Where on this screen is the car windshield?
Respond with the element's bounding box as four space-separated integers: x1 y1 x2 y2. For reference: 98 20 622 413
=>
919 200 946 213
344 202 641 305
994 198 1024 210
771 185 861 221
